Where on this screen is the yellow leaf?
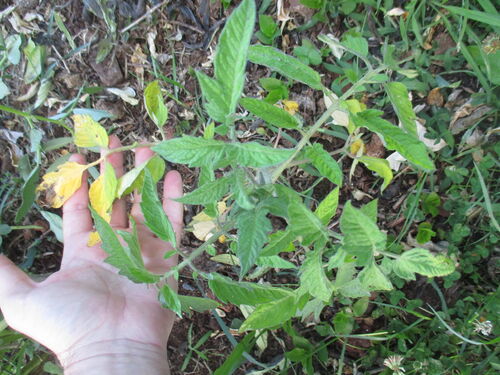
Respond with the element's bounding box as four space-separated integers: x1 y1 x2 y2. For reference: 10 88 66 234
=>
37 161 88 208
190 202 227 241
89 162 117 221
350 139 365 156
282 100 299 115
72 114 109 148
87 231 101 247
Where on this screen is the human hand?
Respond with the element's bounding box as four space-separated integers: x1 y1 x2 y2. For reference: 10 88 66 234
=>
0 136 183 374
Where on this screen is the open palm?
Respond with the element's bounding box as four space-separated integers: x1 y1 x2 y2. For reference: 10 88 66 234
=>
0 137 183 370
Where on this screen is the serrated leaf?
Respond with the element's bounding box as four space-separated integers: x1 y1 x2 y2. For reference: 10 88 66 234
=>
152 136 227 167
195 71 231 123
89 162 117 222
358 261 393 291
355 110 435 170
116 155 165 198
231 142 293 167
232 169 255 210
305 143 343 186
260 230 295 257
37 161 88 208
90 207 160 283
315 186 339 225
72 114 109 148
386 82 417 136
177 176 231 205
358 156 393 191
360 199 378 223
159 284 182 317
141 169 177 246
300 246 334 302
144 80 168 128
214 0 256 116
178 295 220 313
392 248 454 280
208 274 293 305
240 97 300 129
340 201 386 266
240 295 296 331
338 278 371 298
236 208 273 277
288 201 329 246
248 45 323 89
15 166 40 223
256 255 296 269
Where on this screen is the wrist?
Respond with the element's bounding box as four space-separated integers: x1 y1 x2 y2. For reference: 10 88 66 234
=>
58 339 170 375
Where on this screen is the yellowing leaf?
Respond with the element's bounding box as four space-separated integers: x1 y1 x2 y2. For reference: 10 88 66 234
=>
87 231 101 246
282 99 299 115
190 202 227 241
72 114 109 148
358 156 394 191
350 139 365 155
37 161 88 208
89 162 117 222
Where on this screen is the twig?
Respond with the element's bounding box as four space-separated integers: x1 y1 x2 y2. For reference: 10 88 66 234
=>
167 20 205 34
120 0 170 34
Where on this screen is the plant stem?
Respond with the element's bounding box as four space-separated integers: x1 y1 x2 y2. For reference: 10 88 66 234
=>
85 142 159 169
271 66 386 182
10 225 45 231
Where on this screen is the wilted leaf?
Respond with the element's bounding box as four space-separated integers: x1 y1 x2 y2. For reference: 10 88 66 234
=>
144 80 168 128
358 156 393 191
72 114 109 148
89 162 117 222
427 87 444 106
37 161 88 208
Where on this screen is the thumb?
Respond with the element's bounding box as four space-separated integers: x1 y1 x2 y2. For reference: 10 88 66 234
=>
0 255 34 304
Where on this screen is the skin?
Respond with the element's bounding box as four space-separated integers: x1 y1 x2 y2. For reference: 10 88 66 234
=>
0 136 182 374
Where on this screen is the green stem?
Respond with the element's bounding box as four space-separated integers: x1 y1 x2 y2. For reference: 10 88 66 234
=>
0 104 71 132
271 66 386 182
10 225 44 231
377 250 400 259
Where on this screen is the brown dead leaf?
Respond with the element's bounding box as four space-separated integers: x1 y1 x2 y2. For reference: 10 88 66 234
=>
365 134 385 158
450 103 492 135
427 87 444 107
434 32 456 55
131 43 147 88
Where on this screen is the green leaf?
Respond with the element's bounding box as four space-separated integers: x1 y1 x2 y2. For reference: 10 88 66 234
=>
232 169 255 210
421 192 441 217
214 0 256 117
240 98 300 129
305 143 343 186
141 170 177 246
159 284 182 317
288 202 329 246
358 262 393 291
416 222 436 244
338 278 371 298
256 255 296 269
195 71 230 123
152 136 227 167
358 156 393 191
340 201 386 266
230 142 293 167
260 229 295 257
248 45 323 89
90 207 160 283
392 248 455 280
208 274 293 305
240 295 296 331
40 211 63 243
355 110 435 170
333 311 354 334
15 166 40 224
236 208 273 276
23 40 44 84
0 79 10 100
360 199 378 223
442 5 500 28
144 81 168 128
214 333 255 375
178 295 220 313
341 34 368 57
315 186 339 225
385 82 417 136
300 246 334 302
116 155 165 197
259 14 277 37
177 176 232 205
0 224 11 236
